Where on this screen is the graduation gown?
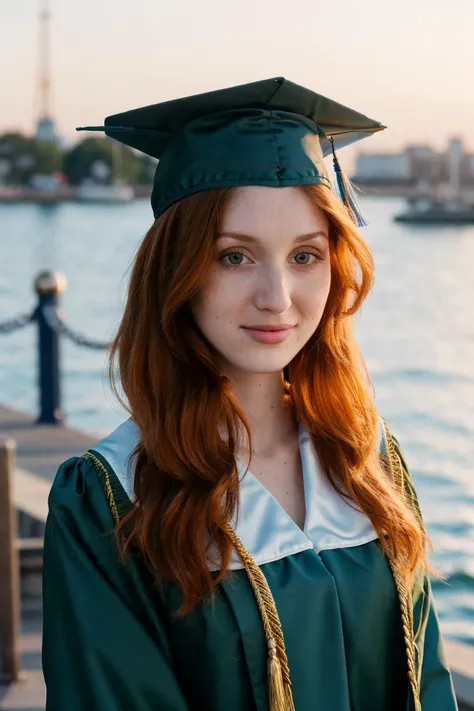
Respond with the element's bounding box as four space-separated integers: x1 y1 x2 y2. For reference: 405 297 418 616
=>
42 418 458 711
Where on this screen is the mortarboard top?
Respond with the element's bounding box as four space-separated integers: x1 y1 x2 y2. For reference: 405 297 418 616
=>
77 77 385 219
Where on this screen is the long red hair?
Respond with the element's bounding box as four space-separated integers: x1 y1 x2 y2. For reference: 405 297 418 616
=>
110 184 428 613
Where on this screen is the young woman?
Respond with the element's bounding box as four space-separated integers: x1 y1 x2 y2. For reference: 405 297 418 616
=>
42 78 458 711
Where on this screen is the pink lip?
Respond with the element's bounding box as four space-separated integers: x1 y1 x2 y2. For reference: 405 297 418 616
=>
243 325 295 331
241 325 295 344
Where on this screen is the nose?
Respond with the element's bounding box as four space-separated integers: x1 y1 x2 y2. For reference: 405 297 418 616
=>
253 265 292 314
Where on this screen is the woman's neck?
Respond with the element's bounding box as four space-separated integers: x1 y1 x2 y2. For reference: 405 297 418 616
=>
224 369 298 458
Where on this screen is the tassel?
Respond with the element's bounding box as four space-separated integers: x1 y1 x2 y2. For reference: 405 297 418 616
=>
329 136 368 227
224 524 296 711
267 639 296 711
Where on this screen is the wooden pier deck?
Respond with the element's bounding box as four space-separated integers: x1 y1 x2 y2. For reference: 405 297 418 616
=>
0 405 96 492
0 404 95 711
0 597 43 711
1 402 473 711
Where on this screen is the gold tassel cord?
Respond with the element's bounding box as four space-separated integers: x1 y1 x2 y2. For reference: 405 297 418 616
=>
84 451 120 526
224 523 296 711
388 560 422 711
382 421 406 497
381 421 422 710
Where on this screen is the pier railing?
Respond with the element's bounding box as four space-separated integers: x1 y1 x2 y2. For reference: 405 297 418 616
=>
0 270 111 425
0 440 20 683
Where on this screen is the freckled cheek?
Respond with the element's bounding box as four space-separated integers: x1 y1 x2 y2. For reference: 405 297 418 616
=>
296 276 331 318
192 276 248 324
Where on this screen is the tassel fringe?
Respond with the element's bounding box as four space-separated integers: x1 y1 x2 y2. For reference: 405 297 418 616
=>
268 643 296 711
329 136 368 227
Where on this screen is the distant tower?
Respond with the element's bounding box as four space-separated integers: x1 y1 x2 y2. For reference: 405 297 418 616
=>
35 0 57 142
447 137 464 197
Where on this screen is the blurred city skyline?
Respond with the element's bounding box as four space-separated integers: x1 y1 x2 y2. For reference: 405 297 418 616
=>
1 0 473 168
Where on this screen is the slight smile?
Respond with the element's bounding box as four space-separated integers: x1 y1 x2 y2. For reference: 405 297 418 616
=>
241 324 296 345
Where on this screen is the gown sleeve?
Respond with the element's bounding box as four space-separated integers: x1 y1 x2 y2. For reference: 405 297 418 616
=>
417 577 458 709
42 455 190 711
389 434 458 710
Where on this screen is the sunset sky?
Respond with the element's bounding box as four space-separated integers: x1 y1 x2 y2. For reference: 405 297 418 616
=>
1 0 473 165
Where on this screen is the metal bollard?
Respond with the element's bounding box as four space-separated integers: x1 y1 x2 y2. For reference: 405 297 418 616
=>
0 439 20 683
34 271 67 425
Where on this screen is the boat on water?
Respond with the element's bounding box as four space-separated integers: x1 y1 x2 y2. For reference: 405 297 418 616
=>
76 181 134 203
76 141 135 203
394 196 474 224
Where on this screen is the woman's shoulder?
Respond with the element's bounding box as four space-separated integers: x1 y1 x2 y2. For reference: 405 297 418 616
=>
377 414 407 472
44 422 155 612
88 418 140 501
376 415 423 518
48 418 140 525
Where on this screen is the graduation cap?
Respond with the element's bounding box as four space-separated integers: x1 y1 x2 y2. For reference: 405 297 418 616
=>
77 77 385 225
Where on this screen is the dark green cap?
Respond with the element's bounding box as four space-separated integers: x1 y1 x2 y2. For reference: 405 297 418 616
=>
77 77 385 218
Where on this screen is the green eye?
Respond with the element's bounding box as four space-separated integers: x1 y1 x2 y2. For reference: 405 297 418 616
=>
294 252 311 265
221 252 246 266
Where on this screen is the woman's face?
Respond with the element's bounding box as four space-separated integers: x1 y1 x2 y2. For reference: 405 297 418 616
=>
191 186 331 376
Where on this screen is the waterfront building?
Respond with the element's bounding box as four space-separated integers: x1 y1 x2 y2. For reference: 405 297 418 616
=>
355 137 474 189
355 152 412 185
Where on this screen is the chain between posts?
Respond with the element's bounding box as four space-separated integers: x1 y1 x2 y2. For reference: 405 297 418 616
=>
0 309 37 335
0 305 111 350
41 304 112 350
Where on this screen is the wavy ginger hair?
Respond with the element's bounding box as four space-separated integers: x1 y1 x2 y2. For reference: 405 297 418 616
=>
110 184 428 613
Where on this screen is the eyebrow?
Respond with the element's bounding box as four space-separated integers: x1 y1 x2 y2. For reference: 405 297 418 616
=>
217 231 328 244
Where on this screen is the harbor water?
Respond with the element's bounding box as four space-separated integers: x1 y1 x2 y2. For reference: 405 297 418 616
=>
0 195 473 644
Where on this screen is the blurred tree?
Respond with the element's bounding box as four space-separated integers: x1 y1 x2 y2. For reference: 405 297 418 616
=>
63 137 153 185
0 133 62 184
34 140 63 175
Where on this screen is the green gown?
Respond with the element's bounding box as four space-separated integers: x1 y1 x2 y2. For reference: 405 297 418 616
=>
42 418 458 711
